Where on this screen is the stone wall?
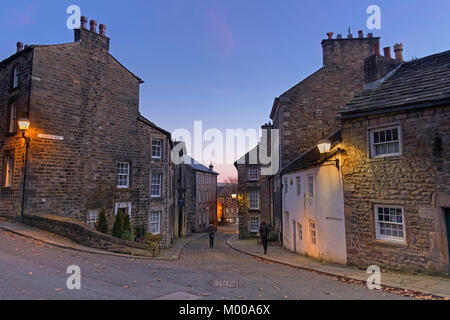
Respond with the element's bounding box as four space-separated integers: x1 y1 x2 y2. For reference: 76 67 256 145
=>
340 106 450 274
23 213 157 257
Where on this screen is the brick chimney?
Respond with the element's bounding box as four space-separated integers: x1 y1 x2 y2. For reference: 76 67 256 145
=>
261 122 273 157
16 42 24 53
74 17 110 52
209 163 214 171
364 46 401 85
321 31 380 68
394 43 404 62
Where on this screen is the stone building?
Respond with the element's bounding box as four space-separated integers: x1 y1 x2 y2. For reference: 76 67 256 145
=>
269 31 381 240
0 18 175 247
338 48 450 274
174 146 218 233
235 124 273 239
236 31 381 239
217 183 238 223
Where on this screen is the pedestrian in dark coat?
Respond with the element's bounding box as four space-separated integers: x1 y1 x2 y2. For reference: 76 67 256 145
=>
259 220 271 255
206 224 217 249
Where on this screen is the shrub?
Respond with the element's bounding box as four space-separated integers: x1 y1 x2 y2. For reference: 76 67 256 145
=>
112 211 124 238
145 233 162 244
134 224 146 240
121 228 135 242
95 208 108 234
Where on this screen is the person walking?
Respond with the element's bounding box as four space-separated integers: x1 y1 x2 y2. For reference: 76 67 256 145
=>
206 223 217 249
259 220 271 255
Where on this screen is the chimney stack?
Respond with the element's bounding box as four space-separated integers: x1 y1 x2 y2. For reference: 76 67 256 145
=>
80 16 88 29
209 163 214 171
99 24 106 36
327 32 333 40
358 30 364 38
16 42 24 53
90 20 97 33
373 42 381 55
383 47 391 59
394 43 404 62
367 33 373 38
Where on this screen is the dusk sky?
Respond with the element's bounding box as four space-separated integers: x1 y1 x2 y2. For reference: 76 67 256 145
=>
2 0 449 181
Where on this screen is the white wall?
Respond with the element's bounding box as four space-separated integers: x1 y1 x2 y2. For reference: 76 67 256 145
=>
282 163 346 264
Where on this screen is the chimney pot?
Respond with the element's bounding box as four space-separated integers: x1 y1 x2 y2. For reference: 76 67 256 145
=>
347 33 353 39
358 30 364 38
337 34 342 39
80 16 88 29
383 47 392 59
394 43 404 62
367 33 373 38
373 42 381 56
99 24 106 36
90 20 97 33
326 32 333 40
16 42 24 53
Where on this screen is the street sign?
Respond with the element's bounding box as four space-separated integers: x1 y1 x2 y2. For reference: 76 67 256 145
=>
38 134 64 141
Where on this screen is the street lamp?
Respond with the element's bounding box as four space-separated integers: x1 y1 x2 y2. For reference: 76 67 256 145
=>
19 118 30 224
317 139 331 154
231 193 237 199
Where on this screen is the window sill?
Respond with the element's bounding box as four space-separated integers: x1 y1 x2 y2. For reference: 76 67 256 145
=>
368 155 405 162
373 239 407 248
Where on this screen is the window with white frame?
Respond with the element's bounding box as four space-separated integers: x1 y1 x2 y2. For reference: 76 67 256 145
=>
307 175 314 198
117 162 130 188
249 189 259 210
87 209 99 229
250 217 259 233
248 166 259 181
114 202 131 217
12 66 19 89
8 103 17 134
370 126 401 158
151 173 162 197
152 140 162 159
149 211 161 235
3 152 14 187
309 220 316 245
374 205 406 243
296 177 301 196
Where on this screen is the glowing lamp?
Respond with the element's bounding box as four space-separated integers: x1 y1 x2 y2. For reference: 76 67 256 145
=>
317 139 331 154
231 193 237 199
18 118 30 131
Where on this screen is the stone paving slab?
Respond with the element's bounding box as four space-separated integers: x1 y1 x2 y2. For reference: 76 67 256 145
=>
0 219 204 261
226 235 450 299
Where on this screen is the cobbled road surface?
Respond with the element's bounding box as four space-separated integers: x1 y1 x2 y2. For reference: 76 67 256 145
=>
0 226 410 300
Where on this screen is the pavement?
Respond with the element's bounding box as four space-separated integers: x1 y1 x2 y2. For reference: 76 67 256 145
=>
0 219 204 261
226 234 450 299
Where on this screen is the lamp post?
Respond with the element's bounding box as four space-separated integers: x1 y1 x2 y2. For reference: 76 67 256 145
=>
18 118 30 224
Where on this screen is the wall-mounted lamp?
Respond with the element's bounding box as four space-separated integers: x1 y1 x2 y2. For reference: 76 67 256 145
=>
18 118 30 132
231 193 237 199
317 139 332 154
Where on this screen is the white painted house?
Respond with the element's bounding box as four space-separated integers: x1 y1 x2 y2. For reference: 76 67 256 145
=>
281 131 347 264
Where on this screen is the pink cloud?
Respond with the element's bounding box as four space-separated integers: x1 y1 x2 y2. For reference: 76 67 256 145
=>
205 4 235 57
5 3 39 26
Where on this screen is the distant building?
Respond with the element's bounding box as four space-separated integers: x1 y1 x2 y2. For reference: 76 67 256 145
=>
217 183 238 223
174 146 219 233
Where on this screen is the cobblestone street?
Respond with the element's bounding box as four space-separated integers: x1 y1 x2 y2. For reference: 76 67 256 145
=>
0 226 410 300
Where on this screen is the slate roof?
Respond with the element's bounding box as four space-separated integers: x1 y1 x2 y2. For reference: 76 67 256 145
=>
280 130 342 175
339 50 450 119
183 155 219 175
